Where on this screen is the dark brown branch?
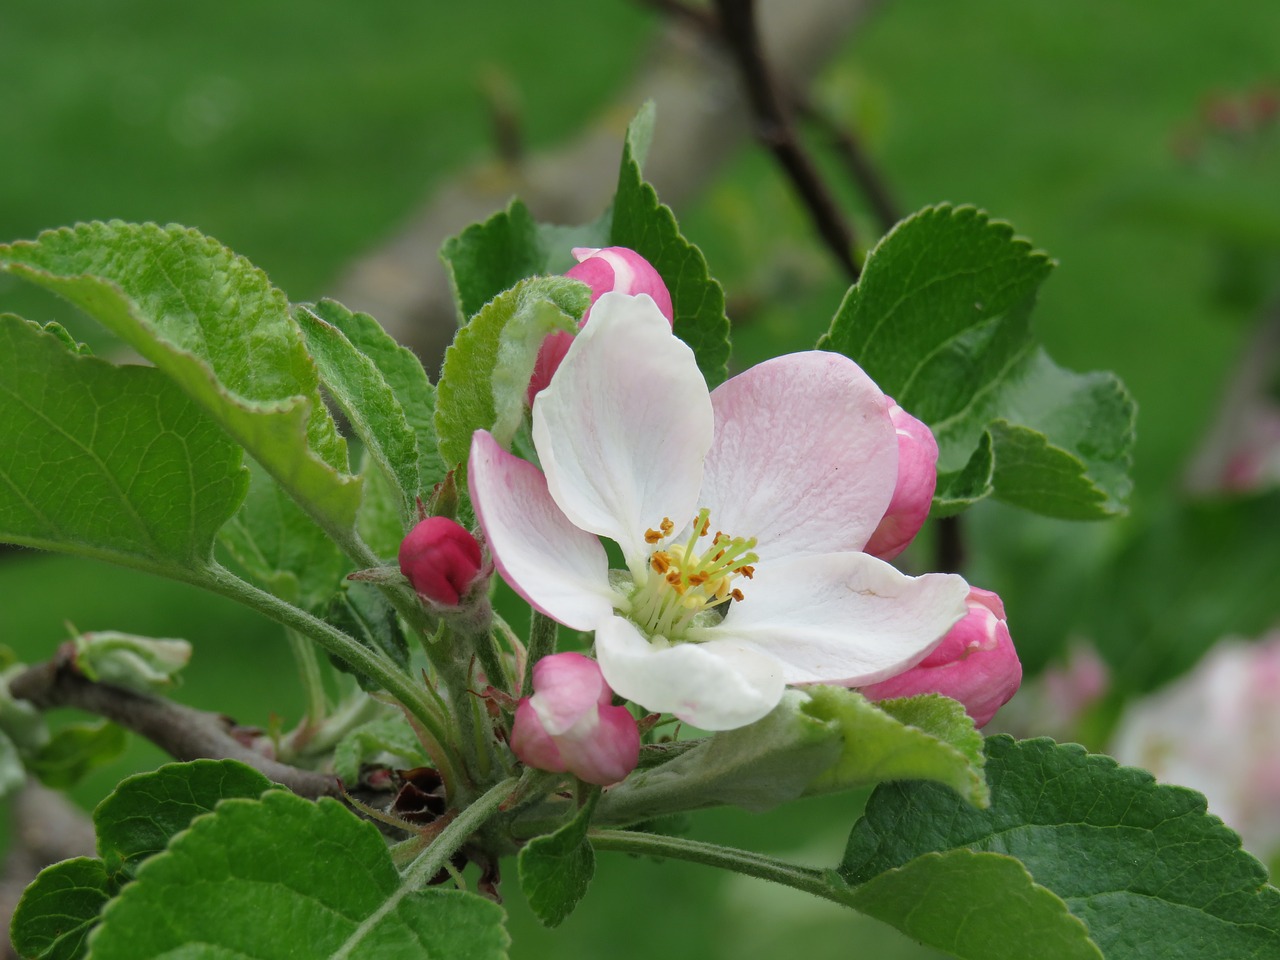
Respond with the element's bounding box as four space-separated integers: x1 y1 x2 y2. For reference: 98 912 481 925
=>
10 651 341 800
710 0 861 281
792 91 901 235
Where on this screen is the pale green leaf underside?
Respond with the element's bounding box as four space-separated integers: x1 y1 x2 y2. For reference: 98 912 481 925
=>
0 315 247 576
821 205 1135 519
842 737 1280 959
86 791 509 960
0 222 361 537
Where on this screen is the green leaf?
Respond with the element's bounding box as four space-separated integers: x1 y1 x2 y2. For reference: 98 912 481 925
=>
805 688 989 807
355 447 409 561
10 857 112 960
93 759 274 880
932 431 995 518
820 205 1135 519
845 850 1102 960
0 222 362 539
441 199 548 322
609 102 731 387
518 794 598 928
28 721 126 790
309 299 447 508
598 687 986 825
841 737 1280 959
434 276 585 477
0 315 247 576
86 791 509 959
297 304 420 524
332 712 428 787
216 457 349 611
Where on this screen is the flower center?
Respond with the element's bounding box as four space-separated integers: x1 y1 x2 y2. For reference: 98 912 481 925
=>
626 508 758 642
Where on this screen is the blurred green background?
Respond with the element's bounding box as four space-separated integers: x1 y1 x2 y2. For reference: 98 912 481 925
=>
3 0 1279 956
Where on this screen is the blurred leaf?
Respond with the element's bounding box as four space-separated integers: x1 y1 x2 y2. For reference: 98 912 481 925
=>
0 729 24 800
820 205 1135 519
806 688 988 807
297 303 419 524
10 857 111 960
844 850 1102 960
310 299 447 507
598 687 985 825
0 315 247 576
0 222 361 539
434 276 585 478
87 791 510 959
217 457 349 611
610 101 731 387
518 793 598 928
332 712 427 787
842 737 1280 959
94 759 274 879
28 720 126 789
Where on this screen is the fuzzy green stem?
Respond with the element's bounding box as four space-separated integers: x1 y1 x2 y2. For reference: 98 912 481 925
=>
588 830 849 906
523 612 558 698
199 563 460 787
286 627 329 727
402 776 520 886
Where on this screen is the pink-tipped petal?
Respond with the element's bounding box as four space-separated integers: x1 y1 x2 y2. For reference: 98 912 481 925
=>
701 352 899 559
594 616 785 731
864 400 939 561
699 553 970 687
556 703 642 786
568 247 674 324
510 699 566 773
533 293 712 571
468 431 615 631
529 652 610 735
860 585 1022 726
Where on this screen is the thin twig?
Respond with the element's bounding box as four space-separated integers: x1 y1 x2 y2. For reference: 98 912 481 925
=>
710 0 861 281
9 651 342 800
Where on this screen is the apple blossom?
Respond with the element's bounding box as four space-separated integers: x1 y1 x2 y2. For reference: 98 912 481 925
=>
470 291 970 730
510 652 641 786
398 516 483 606
526 246 674 403
859 586 1022 727
1111 632 1280 862
864 400 939 561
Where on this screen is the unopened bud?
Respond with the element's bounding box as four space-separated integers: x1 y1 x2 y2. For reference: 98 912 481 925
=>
510 652 640 786
527 247 674 403
398 517 483 607
860 587 1021 727
864 399 939 561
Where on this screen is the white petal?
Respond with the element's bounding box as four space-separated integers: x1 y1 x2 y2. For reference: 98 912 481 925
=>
701 352 898 558
594 615 785 731
468 431 616 631
695 552 970 686
532 292 712 573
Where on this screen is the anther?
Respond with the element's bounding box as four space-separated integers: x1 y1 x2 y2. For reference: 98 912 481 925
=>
731 588 745 602
644 528 663 544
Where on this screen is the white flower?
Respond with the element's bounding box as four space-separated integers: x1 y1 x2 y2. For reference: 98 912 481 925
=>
469 293 969 730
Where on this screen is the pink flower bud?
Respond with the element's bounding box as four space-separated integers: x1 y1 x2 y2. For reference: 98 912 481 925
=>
510 652 640 786
527 247 675 403
398 517 483 606
864 399 939 561
860 587 1022 727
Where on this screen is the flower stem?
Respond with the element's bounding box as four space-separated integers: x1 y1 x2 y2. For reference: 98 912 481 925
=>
199 563 460 787
588 829 851 906
286 627 329 727
523 612 558 698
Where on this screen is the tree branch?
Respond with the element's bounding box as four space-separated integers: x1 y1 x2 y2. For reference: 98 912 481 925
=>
711 0 860 281
9 649 341 800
